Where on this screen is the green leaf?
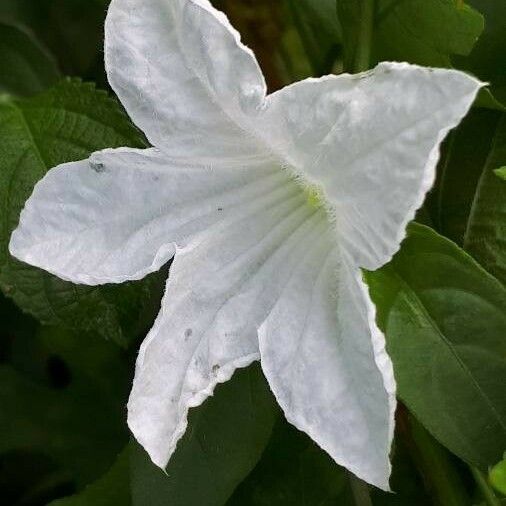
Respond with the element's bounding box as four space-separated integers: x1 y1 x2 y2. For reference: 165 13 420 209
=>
0 326 130 487
337 0 483 70
463 113 506 284
130 364 278 506
49 448 131 506
366 223 506 470
285 0 341 76
457 0 506 104
495 167 506 181
489 457 506 496
0 80 165 347
0 21 60 96
227 416 350 506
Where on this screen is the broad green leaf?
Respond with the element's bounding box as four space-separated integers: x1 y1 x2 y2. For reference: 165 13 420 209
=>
366 223 506 470
285 0 341 76
490 457 506 496
227 417 351 506
0 327 129 486
49 448 131 506
0 22 60 96
495 167 506 180
457 0 506 104
0 80 165 346
337 0 483 70
463 113 506 284
130 364 277 506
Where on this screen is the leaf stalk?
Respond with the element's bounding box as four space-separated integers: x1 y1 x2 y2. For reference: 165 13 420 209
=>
353 0 375 72
470 466 501 506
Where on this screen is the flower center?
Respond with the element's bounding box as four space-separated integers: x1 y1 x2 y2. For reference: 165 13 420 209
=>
304 184 325 209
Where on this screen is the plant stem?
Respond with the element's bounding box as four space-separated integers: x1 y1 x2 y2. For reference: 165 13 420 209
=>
348 471 373 506
353 0 375 72
397 407 470 506
470 466 501 506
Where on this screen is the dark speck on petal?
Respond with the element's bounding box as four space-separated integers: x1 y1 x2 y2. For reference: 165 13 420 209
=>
90 161 105 173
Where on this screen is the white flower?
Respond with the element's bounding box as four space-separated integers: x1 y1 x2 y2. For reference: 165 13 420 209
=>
9 0 481 490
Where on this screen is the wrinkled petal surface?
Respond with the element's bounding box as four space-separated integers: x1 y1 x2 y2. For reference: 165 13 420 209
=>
10 147 281 284
105 0 266 158
128 186 329 468
259 245 395 490
261 62 482 269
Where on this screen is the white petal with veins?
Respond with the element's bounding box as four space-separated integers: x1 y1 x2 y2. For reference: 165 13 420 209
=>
259 242 395 490
128 189 329 468
105 0 266 158
10 147 281 284
261 63 483 268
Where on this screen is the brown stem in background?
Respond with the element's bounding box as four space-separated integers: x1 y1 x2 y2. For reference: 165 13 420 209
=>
220 0 285 92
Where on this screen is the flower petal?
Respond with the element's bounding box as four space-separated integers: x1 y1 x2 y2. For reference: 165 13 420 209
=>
105 0 266 157
128 194 329 470
9 147 282 284
261 62 482 269
258 244 396 490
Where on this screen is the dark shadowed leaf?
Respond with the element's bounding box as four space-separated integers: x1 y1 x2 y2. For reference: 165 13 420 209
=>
0 326 130 487
0 0 111 82
372 415 450 506
427 108 500 245
457 0 506 104
227 416 351 506
0 21 60 96
463 113 506 284
49 448 131 506
428 108 506 285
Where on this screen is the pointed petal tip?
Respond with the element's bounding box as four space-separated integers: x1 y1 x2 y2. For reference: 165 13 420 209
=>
8 221 41 272
376 60 485 93
127 402 174 472
280 408 392 491
8 227 23 260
